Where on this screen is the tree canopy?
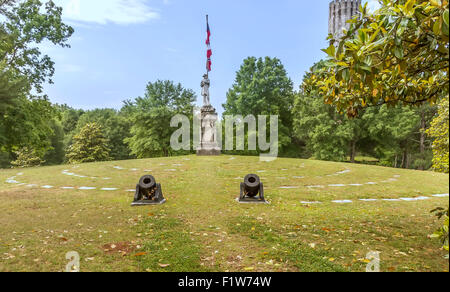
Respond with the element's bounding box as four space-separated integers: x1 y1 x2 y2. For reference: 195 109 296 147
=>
223 57 295 153
427 97 449 173
125 80 196 158
303 0 449 117
66 123 111 164
1 0 73 165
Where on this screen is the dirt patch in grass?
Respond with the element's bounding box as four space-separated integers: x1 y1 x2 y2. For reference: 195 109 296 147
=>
102 242 136 256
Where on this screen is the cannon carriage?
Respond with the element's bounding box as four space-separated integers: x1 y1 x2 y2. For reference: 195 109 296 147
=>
132 175 166 206
238 174 267 204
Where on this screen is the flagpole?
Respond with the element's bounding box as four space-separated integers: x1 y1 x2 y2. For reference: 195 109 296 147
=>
206 14 209 78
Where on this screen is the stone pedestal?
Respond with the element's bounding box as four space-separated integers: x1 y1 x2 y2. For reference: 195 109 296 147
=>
197 105 221 156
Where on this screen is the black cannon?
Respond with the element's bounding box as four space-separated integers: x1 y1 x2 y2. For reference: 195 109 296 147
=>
238 174 267 203
132 175 166 206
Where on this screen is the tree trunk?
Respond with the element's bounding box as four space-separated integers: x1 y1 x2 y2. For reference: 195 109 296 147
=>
394 155 398 168
401 151 406 168
349 140 356 163
406 153 411 169
419 110 426 170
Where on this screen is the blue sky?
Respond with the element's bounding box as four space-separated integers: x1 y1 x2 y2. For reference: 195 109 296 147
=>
41 0 379 114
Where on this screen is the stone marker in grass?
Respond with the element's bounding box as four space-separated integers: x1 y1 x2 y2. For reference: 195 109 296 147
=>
132 175 166 206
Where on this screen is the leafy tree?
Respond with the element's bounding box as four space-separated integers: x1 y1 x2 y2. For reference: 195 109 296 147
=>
0 0 74 92
74 109 132 161
364 104 435 169
11 147 45 167
0 62 26 152
1 0 73 166
66 123 111 164
295 63 435 168
430 207 449 259
125 80 196 158
303 0 449 116
0 0 16 14
57 105 85 134
1 96 55 155
427 97 449 173
294 92 362 161
223 57 295 154
43 119 65 165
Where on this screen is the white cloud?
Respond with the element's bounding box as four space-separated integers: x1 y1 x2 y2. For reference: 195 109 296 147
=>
55 0 160 26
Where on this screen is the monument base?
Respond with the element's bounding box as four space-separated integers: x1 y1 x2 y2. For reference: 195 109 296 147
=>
197 104 221 156
197 149 221 156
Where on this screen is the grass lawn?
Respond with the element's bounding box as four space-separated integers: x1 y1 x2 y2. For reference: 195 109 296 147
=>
0 155 448 272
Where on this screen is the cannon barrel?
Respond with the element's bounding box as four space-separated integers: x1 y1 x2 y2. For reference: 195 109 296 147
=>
244 174 261 197
139 175 156 190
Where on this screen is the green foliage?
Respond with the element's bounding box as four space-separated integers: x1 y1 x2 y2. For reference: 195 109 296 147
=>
294 64 435 168
125 80 196 158
66 123 111 164
74 109 132 161
0 62 26 151
223 57 295 153
293 93 360 161
303 0 449 116
1 0 73 167
430 207 449 258
43 119 64 165
11 147 44 168
0 0 74 92
1 96 55 155
427 96 449 173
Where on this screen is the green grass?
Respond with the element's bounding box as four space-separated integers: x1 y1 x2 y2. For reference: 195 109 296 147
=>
0 155 448 272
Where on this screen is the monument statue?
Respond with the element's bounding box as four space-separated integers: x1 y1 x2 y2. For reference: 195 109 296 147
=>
197 15 220 156
197 74 221 156
201 74 211 106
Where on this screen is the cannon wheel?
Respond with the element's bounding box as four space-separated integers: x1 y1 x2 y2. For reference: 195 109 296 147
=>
259 182 265 201
134 184 142 202
155 184 163 201
239 183 245 200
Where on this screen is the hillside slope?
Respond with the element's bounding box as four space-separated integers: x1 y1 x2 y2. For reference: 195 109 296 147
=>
0 155 448 272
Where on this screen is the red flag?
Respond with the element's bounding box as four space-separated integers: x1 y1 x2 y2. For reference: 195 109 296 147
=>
206 16 212 72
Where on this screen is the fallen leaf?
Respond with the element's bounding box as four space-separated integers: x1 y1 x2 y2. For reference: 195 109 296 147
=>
133 252 147 257
244 267 255 271
158 263 170 268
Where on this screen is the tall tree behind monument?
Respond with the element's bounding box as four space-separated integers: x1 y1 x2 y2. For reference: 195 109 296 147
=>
125 80 196 158
223 57 295 155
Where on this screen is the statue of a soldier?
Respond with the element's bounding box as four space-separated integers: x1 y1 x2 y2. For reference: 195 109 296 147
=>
201 74 211 106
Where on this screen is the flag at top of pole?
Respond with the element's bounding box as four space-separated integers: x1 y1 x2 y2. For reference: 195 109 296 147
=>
206 15 212 73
